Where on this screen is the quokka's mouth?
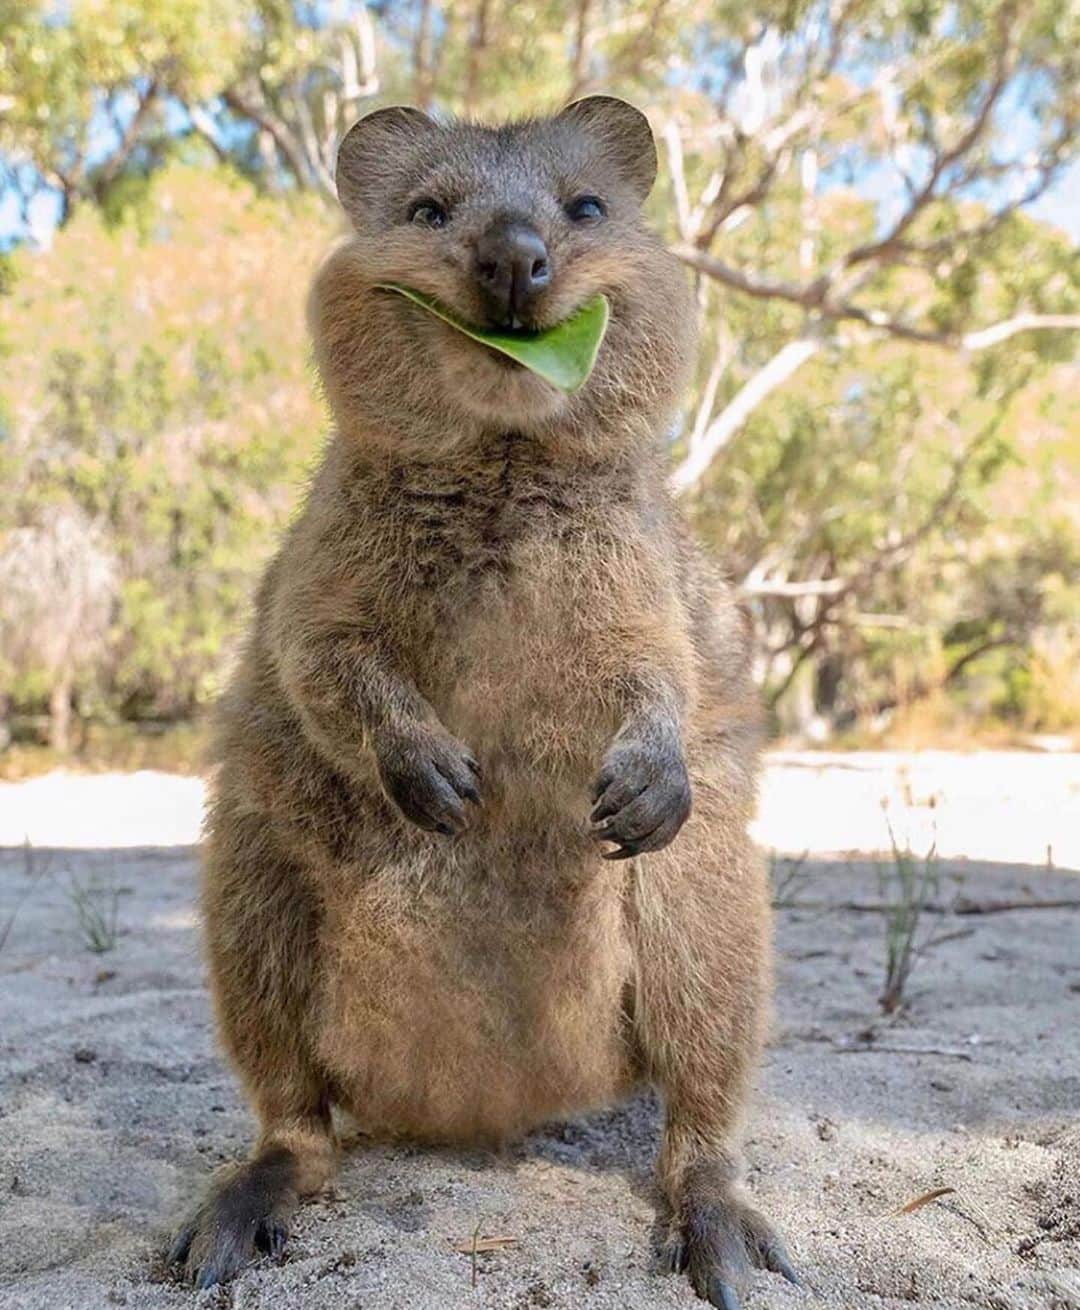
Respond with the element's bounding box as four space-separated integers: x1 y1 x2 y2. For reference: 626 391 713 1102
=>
376 283 609 394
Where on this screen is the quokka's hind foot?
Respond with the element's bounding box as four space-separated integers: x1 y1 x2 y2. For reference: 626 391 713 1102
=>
168 1147 302 1289
661 1162 799 1309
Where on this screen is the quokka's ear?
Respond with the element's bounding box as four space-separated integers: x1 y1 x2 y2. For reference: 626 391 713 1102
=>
559 95 657 201
336 106 437 219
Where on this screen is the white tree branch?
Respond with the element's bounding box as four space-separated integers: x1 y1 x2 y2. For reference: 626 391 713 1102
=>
961 313 1080 351
687 325 734 452
291 86 336 197
669 335 823 494
669 313 1080 495
354 7 380 97
663 121 692 242
742 577 850 597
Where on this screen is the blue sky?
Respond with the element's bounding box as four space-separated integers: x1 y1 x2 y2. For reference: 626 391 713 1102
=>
1027 160 1079 239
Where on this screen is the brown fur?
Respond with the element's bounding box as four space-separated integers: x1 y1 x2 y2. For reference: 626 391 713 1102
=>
174 97 793 1302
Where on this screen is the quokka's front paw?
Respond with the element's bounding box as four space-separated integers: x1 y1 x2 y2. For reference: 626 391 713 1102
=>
590 728 691 859
376 723 482 835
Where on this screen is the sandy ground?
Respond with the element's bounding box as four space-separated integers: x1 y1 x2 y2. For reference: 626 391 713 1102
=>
0 753 1078 1310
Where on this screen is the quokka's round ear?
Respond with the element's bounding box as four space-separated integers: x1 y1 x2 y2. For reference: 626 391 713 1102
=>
559 95 657 201
336 106 436 218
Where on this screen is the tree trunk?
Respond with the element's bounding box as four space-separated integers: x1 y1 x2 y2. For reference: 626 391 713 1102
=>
49 673 73 753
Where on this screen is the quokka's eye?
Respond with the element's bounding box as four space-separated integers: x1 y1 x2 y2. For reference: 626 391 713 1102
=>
565 194 606 224
408 198 449 228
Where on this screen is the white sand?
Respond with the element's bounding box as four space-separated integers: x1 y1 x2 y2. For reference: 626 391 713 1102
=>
757 751 1080 869
0 768 205 849
2 750 1077 866
0 754 1077 1309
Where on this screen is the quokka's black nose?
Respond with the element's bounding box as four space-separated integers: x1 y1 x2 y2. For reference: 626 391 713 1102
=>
473 220 551 328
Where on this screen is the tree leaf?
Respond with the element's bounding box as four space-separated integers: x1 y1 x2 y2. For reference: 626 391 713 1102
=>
375 284 609 394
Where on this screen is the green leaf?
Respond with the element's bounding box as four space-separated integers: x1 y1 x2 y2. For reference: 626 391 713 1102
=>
375 284 610 394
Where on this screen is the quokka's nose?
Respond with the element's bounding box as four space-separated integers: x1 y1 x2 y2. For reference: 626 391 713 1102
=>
473 221 551 328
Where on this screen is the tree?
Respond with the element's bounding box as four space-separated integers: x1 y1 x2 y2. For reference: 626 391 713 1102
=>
0 508 115 749
0 0 382 223
660 0 1078 494
0 165 334 733
0 0 250 222
1 0 1077 743
4 1 1074 433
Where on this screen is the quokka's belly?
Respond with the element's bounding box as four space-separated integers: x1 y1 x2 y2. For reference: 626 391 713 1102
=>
425 576 627 785
314 850 637 1143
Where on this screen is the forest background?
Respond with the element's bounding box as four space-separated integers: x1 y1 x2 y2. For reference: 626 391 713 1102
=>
0 0 1077 769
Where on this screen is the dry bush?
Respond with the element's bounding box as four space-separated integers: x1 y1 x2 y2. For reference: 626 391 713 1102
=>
0 507 116 749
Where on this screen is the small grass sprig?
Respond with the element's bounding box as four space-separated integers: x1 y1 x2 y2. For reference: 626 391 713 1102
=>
878 821 940 1015
64 869 120 953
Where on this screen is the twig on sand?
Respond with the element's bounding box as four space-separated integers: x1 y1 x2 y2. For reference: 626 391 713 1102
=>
891 1188 999 1244
449 1226 516 1286
832 1039 974 1060
777 896 1080 915
893 1187 957 1216
953 895 1080 915
920 927 976 951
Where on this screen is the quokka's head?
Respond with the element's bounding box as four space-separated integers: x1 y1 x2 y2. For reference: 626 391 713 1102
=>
312 97 694 440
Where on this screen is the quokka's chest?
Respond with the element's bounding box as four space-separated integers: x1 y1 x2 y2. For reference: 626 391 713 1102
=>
387 455 590 594
372 450 648 764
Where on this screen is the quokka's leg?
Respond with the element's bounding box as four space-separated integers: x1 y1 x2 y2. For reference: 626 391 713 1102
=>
630 812 797 1309
170 807 337 1289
